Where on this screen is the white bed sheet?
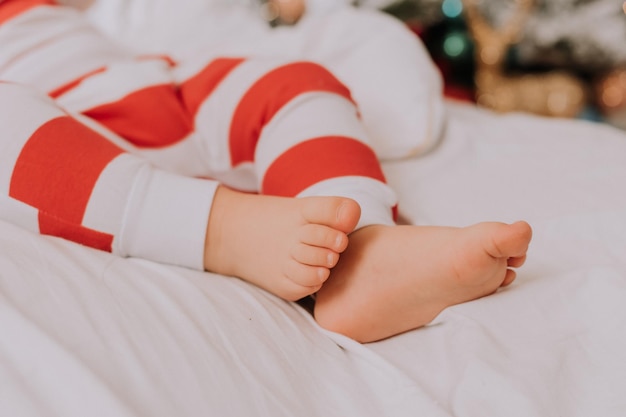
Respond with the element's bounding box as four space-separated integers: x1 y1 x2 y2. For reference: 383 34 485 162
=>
2 101 626 416
3 1 626 414
0 214 443 417
376 102 626 416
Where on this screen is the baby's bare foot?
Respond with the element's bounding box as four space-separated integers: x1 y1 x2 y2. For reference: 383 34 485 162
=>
314 221 532 342
204 187 361 301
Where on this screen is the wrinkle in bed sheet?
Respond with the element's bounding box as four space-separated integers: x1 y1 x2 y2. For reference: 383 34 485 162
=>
0 219 449 417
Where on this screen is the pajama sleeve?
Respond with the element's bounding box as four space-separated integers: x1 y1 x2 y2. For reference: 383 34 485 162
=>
0 82 217 270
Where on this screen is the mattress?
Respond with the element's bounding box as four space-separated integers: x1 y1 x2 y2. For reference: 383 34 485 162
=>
2 101 626 416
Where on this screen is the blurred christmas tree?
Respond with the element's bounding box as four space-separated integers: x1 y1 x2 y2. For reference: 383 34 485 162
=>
378 0 626 126
380 0 626 71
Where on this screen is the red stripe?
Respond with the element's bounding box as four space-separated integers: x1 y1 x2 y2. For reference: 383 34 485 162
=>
82 84 193 148
9 116 123 248
48 66 107 99
39 212 114 252
229 62 354 166
262 136 386 197
179 57 244 117
0 0 54 25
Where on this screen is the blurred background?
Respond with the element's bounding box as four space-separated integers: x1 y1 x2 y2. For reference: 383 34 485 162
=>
75 0 626 130
374 0 626 130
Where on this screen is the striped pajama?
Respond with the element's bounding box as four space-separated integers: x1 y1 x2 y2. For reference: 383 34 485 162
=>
0 0 397 270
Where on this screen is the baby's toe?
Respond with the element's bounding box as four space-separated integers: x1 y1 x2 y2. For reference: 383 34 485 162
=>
291 242 339 268
283 257 331 288
299 197 360 234
299 224 348 253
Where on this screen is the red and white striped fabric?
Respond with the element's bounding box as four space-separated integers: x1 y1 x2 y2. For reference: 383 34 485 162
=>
0 0 397 269
0 82 218 269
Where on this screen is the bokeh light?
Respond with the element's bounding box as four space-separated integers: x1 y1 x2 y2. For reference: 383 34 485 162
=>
442 0 464 19
443 32 467 58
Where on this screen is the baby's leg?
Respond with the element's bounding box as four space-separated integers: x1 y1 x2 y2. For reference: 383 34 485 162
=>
179 58 397 299
0 82 218 270
294 7 446 159
314 221 532 343
181 56 533 334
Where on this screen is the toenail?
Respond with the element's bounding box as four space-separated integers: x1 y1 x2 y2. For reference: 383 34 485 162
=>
336 201 348 222
336 205 342 222
335 234 343 249
327 252 334 267
318 268 327 281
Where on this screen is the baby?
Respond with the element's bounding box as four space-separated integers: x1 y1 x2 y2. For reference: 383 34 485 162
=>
0 0 531 342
